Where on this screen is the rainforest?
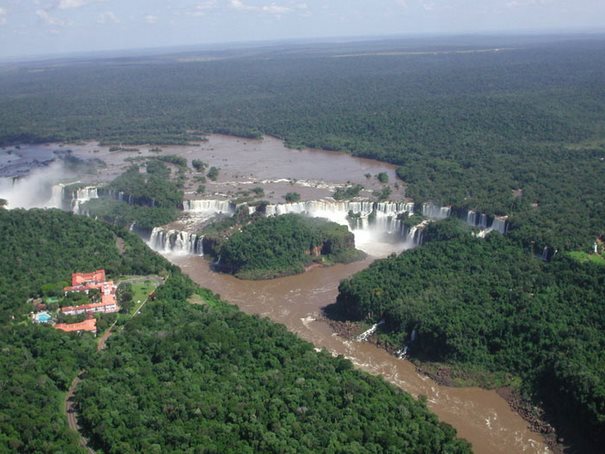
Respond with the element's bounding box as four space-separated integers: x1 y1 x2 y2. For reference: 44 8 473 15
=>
1 34 604 454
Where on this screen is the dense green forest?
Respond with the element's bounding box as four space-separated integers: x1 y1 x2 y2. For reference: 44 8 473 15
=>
0 209 469 452
77 276 469 453
0 37 604 250
0 209 171 452
217 214 364 279
80 159 184 230
335 221 605 449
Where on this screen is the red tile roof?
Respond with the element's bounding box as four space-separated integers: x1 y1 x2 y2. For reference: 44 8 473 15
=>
71 269 106 286
61 298 117 314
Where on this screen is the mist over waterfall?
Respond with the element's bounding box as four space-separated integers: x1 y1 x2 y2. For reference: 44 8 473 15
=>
0 162 71 209
149 227 204 255
263 199 418 256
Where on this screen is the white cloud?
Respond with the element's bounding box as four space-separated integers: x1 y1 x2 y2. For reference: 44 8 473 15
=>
229 1 308 15
36 9 66 26
506 0 556 7
190 1 218 17
0 8 7 26
58 0 104 9
144 14 158 24
97 11 119 24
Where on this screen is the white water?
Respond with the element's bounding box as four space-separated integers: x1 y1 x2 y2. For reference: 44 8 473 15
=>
0 162 68 209
356 320 385 342
70 186 99 213
155 198 424 257
148 227 204 255
264 199 418 256
183 199 234 214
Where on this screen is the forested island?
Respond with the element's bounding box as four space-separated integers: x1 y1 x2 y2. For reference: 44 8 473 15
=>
80 158 185 230
335 221 605 450
213 214 364 279
0 209 469 452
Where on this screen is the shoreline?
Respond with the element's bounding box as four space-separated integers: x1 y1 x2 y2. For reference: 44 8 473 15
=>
323 314 565 454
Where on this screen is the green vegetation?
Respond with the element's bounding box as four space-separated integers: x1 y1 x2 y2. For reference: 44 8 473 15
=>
0 209 171 452
376 172 389 184
206 166 219 181
333 184 363 200
0 37 603 250
283 192 301 203
335 221 605 449
219 214 364 279
80 198 178 231
0 209 469 453
76 275 470 453
192 159 207 172
568 250 605 267
81 159 184 230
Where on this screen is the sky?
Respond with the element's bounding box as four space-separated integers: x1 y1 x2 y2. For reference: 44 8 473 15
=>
1 0 604 59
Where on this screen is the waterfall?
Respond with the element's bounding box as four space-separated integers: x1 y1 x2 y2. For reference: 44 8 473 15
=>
148 227 204 255
466 210 476 226
403 220 429 247
490 216 508 234
356 320 384 342
183 199 235 214
264 200 414 236
422 202 451 220
395 328 418 359
467 210 488 229
71 186 99 213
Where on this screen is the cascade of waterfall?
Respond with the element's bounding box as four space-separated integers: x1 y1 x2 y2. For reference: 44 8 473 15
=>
466 210 489 229
264 200 414 236
148 227 204 255
183 199 235 214
422 202 451 220
403 220 429 247
356 320 385 342
71 186 99 213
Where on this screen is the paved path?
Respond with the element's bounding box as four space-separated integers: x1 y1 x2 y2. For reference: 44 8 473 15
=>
64 278 160 451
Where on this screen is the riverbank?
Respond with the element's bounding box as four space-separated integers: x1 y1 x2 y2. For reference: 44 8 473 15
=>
324 315 564 454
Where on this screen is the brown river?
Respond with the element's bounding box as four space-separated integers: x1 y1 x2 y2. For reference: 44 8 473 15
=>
169 254 549 454
4 135 549 452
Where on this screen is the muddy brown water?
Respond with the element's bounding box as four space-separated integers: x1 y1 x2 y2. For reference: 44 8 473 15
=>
66 135 406 202
9 135 548 452
169 254 549 454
